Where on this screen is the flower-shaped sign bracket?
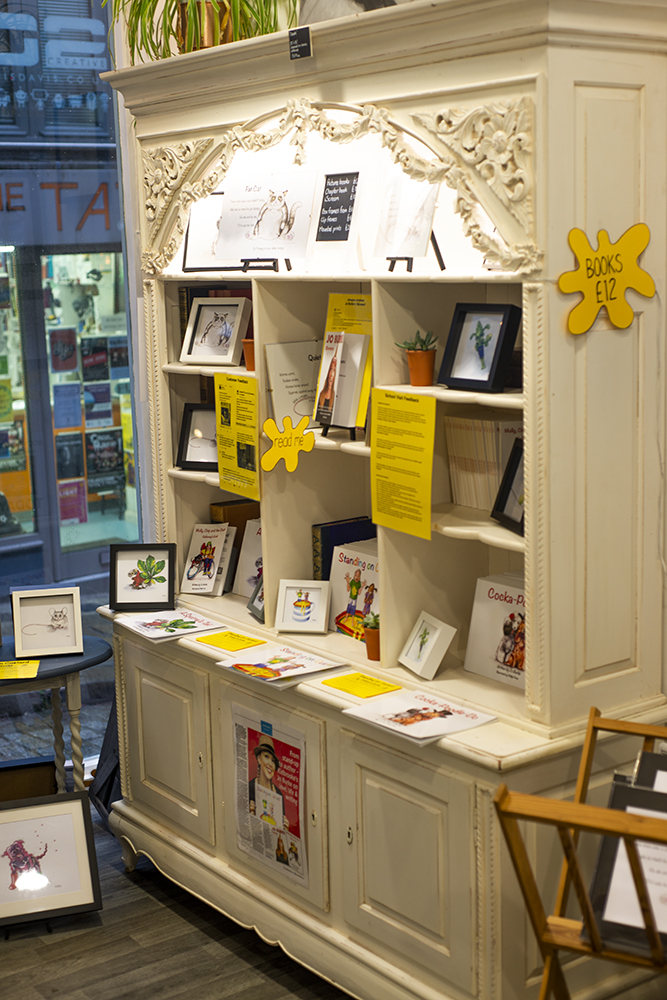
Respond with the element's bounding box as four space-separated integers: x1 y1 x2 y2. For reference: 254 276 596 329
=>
261 415 315 473
557 223 655 335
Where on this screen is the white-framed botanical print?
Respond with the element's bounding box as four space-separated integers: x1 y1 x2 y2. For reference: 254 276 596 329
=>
12 587 84 658
179 297 252 367
275 580 331 633
398 611 457 680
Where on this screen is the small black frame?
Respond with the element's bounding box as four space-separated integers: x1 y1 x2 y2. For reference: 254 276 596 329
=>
109 542 176 612
491 438 524 536
176 403 218 472
0 791 101 928
438 302 522 393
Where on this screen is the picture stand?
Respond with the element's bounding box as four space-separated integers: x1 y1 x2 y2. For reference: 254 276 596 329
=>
320 424 358 441
5 917 53 940
387 257 413 273
495 707 667 1000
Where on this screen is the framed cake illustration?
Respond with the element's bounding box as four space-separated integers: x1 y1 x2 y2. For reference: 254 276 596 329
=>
275 580 331 633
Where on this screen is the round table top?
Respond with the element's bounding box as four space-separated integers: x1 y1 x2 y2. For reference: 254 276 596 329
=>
0 636 112 687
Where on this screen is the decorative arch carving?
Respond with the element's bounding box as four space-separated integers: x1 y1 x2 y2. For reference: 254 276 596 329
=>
140 98 542 276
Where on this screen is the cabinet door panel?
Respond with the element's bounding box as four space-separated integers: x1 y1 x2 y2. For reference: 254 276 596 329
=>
339 730 474 992
124 642 214 844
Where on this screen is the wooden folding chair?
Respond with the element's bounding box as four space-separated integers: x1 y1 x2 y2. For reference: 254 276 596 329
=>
494 707 667 1000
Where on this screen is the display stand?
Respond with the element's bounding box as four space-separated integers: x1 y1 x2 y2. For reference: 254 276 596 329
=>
495 708 667 1000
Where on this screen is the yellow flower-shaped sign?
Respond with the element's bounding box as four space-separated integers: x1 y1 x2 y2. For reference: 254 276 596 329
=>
260 415 315 473
558 224 655 335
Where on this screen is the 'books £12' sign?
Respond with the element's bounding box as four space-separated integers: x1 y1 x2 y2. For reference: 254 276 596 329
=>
557 223 655 334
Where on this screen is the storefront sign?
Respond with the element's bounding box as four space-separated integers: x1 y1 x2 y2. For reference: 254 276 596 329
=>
558 223 655 334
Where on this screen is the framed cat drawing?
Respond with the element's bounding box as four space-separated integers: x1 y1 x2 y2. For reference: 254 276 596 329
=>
180 297 252 367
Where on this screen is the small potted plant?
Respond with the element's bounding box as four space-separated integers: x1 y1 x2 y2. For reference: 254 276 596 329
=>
362 611 380 661
395 329 438 387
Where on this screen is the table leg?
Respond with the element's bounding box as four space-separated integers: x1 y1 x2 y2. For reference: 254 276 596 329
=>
65 672 84 792
50 687 66 793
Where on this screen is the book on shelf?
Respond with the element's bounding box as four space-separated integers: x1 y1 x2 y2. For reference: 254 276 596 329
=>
114 608 223 642
312 515 376 581
314 331 370 429
444 415 523 511
232 518 262 598
180 523 228 596
210 498 260 549
264 339 323 430
211 524 237 596
216 643 345 689
342 689 496 745
463 572 525 688
328 538 379 642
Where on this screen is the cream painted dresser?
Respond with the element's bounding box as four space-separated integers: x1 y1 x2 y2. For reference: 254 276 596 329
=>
104 3 667 998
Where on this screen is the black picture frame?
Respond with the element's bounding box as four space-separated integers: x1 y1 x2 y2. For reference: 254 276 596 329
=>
438 303 522 393
587 779 667 959
246 576 265 623
109 542 176 612
176 403 218 472
491 438 524 535
0 790 101 927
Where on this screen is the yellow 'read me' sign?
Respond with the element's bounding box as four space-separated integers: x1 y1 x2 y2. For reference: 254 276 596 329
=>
557 223 655 335
260 415 315 473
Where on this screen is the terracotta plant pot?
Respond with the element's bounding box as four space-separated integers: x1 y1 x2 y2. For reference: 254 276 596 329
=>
406 349 436 387
242 339 255 372
364 627 380 661
177 1 232 51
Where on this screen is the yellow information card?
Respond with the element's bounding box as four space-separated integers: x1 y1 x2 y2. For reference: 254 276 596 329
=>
371 388 436 540
215 372 260 501
196 632 266 652
322 672 401 698
0 660 40 680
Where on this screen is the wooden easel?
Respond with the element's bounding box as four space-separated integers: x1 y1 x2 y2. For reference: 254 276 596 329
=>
495 707 667 1000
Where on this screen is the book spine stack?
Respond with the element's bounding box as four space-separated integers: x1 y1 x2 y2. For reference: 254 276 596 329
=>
444 416 523 511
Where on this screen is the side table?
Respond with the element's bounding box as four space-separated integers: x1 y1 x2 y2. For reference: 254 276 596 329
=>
0 636 112 792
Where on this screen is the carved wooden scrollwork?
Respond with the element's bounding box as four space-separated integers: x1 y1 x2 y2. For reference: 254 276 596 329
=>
141 97 542 276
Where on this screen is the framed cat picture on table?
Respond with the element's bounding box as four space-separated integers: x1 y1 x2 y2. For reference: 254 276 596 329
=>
180 297 252 367
12 587 84 658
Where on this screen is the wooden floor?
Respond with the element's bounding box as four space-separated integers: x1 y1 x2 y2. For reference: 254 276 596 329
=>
0 809 351 1000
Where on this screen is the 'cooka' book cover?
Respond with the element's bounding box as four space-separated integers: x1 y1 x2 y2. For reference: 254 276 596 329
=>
463 572 525 688
328 539 379 642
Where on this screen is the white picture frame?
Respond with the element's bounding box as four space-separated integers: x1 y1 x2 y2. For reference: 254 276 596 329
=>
179 297 252 367
12 587 84 658
398 611 457 680
275 580 331 634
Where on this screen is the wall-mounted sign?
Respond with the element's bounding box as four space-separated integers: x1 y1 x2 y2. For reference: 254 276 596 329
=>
558 223 655 335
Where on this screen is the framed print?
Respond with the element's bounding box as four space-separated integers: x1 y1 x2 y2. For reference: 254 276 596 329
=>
398 611 457 680
491 438 524 535
12 587 83 658
438 303 522 393
275 580 331 633
0 791 101 927
247 576 265 623
109 543 176 612
176 404 218 472
179 297 252 367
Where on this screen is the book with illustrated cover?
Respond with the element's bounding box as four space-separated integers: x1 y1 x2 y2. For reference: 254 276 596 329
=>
463 572 525 687
115 608 223 642
233 518 262 598
265 339 322 429
314 331 370 429
211 524 237 596
343 689 495 745
328 539 379 641
216 643 344 688
180 523 228 595
312 515 376 580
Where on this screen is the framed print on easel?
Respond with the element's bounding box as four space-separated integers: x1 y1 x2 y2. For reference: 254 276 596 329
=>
438 303 522 393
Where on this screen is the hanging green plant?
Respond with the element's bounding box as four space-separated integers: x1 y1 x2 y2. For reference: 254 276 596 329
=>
104 0 297 64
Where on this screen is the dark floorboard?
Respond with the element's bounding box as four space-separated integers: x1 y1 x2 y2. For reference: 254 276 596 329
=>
0 809 351 1000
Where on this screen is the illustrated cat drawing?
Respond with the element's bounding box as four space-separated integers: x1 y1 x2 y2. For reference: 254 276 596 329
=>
251 191 301 241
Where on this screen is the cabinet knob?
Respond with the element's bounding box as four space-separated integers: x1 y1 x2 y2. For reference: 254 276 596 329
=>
346 826 354 845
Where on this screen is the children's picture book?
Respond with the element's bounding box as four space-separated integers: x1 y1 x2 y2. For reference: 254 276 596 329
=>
265 340 323 429
463 572 526 687
180 523 228 595
343 689 496 744
328 539 379 642
216 643 344 688
312 515 376 580
115 608 223 642
232 518 262 599
211 524 237 596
